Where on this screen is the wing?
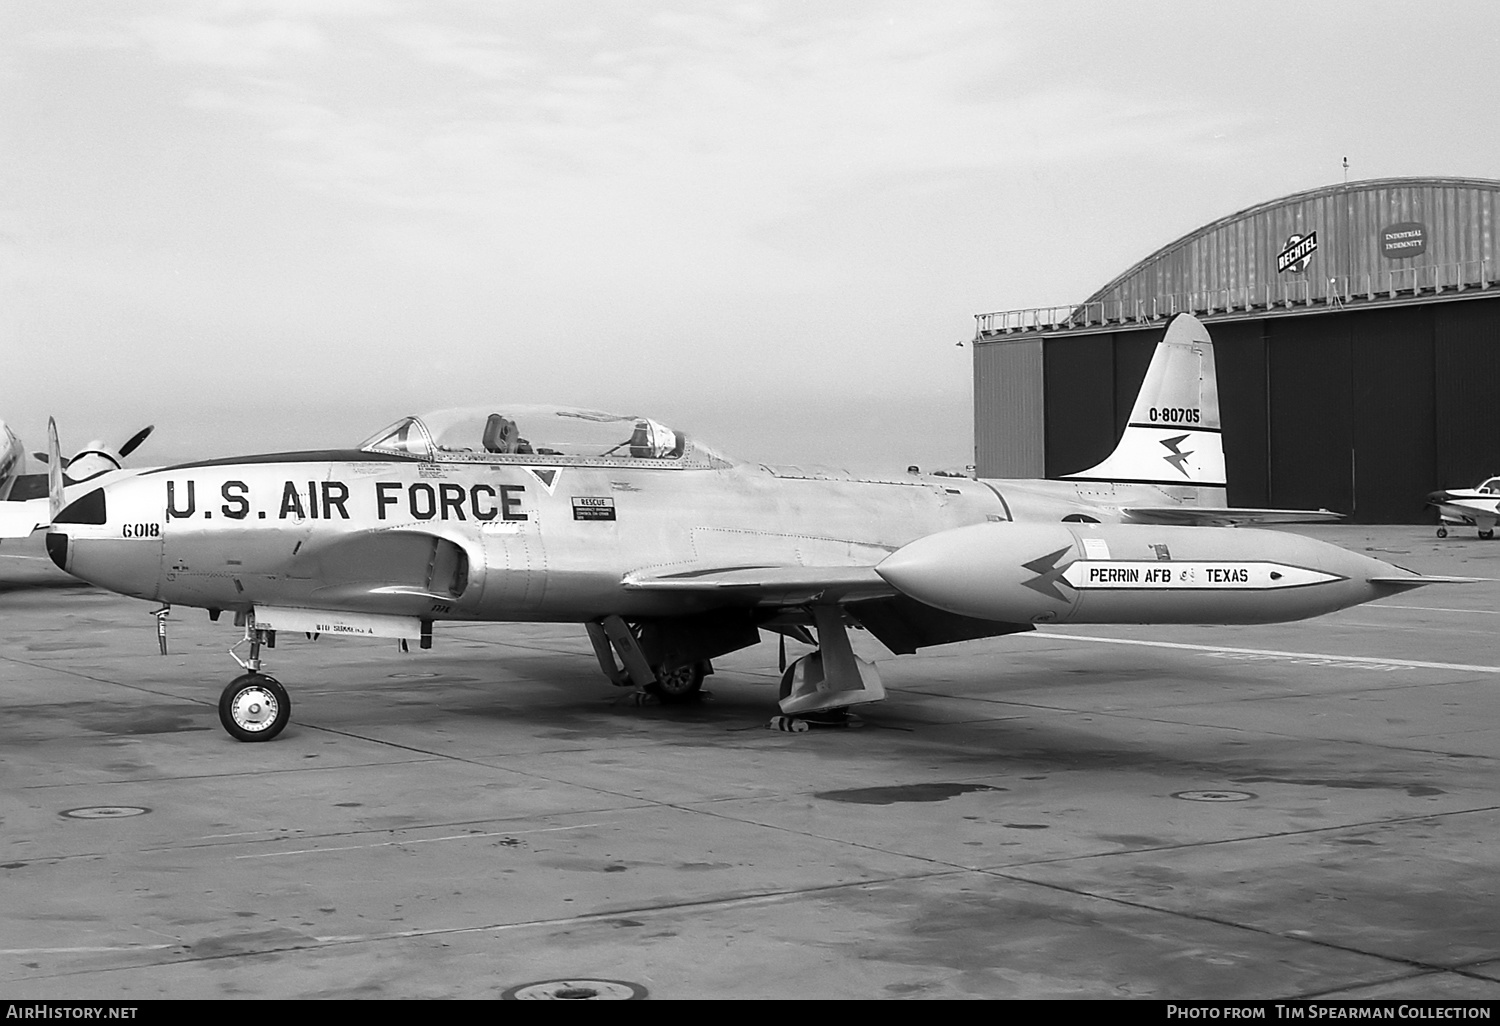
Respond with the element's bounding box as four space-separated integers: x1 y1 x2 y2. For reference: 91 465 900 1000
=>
1430 500 1500 527
621 564 897 605
1123 506 1346 527
3 473 51 502
0 496 49 539
623 564 1031 654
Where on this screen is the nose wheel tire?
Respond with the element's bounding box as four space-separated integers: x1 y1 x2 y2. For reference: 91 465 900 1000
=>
219 673 291 742
1436 527 1448 538
645 660 708 703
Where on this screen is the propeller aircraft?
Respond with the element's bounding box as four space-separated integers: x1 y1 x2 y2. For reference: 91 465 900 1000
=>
1428 476 1500 539
1 421 153 500
0 419 154 541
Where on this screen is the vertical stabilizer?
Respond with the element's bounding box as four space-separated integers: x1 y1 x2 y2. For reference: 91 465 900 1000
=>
0 421 22 501
1063 313 1225 492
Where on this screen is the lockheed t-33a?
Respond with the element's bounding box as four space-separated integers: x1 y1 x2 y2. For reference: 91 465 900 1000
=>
34 316 1466 741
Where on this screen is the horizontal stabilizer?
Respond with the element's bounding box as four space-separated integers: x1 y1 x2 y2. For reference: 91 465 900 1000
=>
1123 506 1345 527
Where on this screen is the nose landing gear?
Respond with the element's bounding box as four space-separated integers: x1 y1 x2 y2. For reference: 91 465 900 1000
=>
219 673 291 742
219 621 291 742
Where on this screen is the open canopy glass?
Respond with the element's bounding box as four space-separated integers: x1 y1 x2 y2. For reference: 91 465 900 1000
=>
357 405 705 464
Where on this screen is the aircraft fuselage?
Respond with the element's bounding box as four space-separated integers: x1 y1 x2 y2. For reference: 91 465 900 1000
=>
56 454 1016 622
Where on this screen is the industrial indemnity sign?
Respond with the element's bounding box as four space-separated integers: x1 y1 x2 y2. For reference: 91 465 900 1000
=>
1381 221 1427 259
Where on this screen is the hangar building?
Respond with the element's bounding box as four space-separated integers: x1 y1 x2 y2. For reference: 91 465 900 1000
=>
972 177 1500 523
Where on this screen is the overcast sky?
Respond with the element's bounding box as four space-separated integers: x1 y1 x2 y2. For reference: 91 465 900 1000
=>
3 1 1497 473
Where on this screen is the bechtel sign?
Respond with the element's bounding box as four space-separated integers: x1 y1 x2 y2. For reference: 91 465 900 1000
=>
1277 231 1318 273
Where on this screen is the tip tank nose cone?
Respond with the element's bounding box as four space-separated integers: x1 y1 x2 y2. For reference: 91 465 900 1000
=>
876 525 1011 617
875 532 956 595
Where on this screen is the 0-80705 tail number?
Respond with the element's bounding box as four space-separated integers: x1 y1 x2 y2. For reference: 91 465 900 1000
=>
1149 408 1201 424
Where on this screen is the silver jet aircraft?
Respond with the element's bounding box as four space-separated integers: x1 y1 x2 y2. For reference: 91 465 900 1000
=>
44 391 1459 742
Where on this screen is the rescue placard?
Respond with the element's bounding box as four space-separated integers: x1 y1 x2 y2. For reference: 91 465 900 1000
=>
572 496 616 521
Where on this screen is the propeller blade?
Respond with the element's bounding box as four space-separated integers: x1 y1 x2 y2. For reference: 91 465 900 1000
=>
118 424 155 458
46 418 65 523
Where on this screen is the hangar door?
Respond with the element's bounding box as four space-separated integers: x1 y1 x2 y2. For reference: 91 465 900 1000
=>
1205 321 1270 509
1266 307 1437 522
1349 306 1435 523
1266 318 1354 515
1434 300 1500 490
1043 333 1116 477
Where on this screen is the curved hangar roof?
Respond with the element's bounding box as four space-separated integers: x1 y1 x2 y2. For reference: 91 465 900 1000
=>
1082 176 1500 310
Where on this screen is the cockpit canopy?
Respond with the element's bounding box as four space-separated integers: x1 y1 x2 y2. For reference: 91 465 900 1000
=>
358 405 726 467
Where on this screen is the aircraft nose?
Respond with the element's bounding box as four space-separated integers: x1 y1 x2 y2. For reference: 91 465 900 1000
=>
45 482 164 600
45 531 68 572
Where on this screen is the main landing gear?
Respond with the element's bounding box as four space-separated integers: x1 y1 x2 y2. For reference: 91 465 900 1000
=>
219 622 291 742
586 607 888 729
648 660 710 702
1437 525 1495 539
586 616 711 704
771 605 886 729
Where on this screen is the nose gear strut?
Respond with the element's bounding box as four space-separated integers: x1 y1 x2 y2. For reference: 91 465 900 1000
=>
219 618 291 742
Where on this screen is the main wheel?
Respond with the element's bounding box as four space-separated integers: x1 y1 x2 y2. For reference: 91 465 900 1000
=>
219 673 291 742
1481 529 1495 540
646 660 708 704
1437 527 1448 538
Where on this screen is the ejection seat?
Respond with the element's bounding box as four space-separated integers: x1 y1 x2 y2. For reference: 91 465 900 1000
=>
483 414 521 454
